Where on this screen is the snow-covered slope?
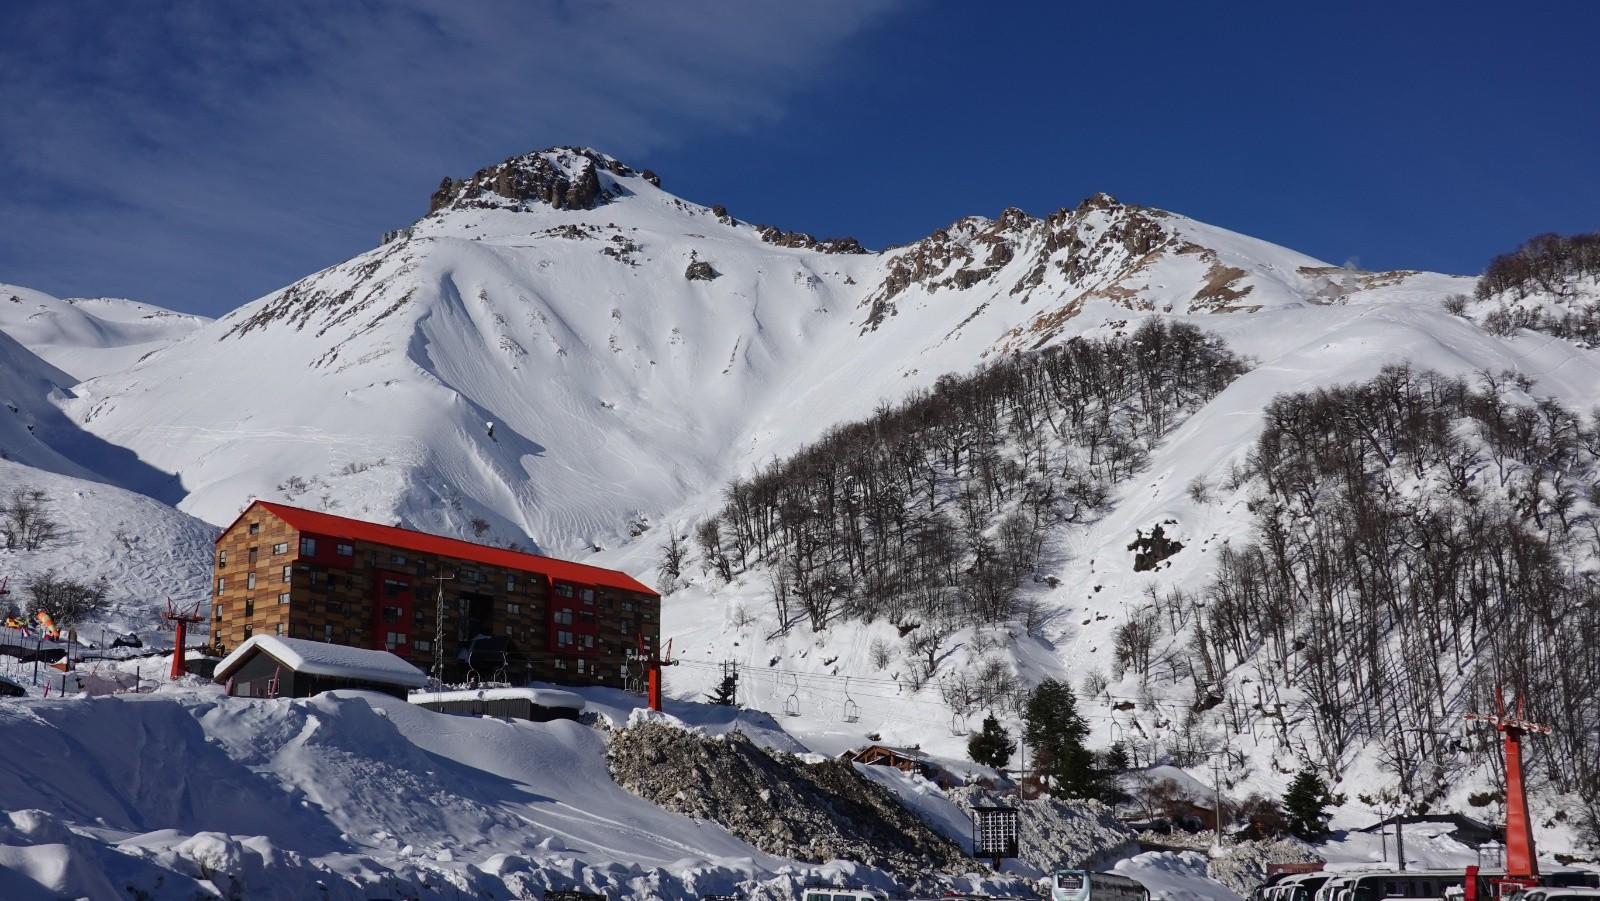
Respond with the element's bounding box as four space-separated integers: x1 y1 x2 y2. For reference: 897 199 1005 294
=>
0 458 215 641
0 284 207 383
2 684 1584 899
61 148 1462 556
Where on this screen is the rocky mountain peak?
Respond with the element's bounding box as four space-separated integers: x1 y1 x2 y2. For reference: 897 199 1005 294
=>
1075 191 1125 214
427 146 638 215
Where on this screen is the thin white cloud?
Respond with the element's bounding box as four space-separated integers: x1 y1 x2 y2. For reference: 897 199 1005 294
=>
0 0 905 312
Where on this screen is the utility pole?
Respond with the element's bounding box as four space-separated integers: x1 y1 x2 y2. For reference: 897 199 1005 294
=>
719 660 739 707
1394 795 1407 871
1210 758 1226 848
431 572 455 686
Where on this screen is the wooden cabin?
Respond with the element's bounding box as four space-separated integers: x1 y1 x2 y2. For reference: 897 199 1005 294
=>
214 635 428 699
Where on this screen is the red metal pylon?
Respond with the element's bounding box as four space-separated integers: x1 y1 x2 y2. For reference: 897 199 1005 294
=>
637 634 676 711
161 597 206 680
1464 688 1552 892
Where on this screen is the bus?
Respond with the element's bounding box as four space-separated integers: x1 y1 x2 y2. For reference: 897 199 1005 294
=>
1252 872 1331 901
1322 870 1468 900
1050 869 1150 901
801 890 887 901
1306 868 1598 901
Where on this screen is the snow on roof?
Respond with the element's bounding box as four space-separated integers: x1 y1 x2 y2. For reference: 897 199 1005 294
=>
215 636 428 688
234 501 655 597
845 743 934 763
410 687 585 710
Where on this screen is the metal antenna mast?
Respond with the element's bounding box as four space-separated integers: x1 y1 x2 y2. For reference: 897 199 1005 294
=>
431 571 455 685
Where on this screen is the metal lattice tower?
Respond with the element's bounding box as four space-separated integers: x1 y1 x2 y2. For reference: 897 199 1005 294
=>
431 572 454 685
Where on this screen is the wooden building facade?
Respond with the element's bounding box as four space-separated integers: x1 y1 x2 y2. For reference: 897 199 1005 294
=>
211 501 659 689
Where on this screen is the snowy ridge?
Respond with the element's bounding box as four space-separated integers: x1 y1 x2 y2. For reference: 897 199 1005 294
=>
0 284 207 383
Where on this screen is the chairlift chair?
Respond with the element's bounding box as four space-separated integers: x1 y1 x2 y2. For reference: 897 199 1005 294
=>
784 674 801 717
842 676 860 723
951 711 969 735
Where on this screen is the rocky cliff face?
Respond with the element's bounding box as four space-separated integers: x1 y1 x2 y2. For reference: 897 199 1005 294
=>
858 192 1262 339
428 146 630 214
607 722 969 877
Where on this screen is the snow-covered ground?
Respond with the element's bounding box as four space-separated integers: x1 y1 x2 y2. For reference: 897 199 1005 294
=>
0 683 1028 898
2 677 1584 899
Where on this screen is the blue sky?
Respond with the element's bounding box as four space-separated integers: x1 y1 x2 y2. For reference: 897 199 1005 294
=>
2 1 1597 317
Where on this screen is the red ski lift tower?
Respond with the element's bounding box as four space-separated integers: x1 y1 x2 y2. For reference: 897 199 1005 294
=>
1463 688 1552 896
162 597 207 680
633 634 676 711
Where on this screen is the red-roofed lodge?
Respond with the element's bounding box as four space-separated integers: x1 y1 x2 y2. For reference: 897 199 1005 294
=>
210 501 659 688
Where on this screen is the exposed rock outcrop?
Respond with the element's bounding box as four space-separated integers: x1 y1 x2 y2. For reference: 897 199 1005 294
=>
684 260 720 281
428 147 628 214
753 225 868 255
607 723 968 875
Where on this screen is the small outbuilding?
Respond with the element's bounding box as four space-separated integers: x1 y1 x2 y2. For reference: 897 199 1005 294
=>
841 743 959 789
1358 812 1501 848
410 686 585 722
215 635 428 700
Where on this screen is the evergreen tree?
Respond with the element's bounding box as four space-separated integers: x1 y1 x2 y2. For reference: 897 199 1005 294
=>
1104 741 1131 773
1022 679 1105 799
705 671 738 706
1284 768 1339 840
968 713 1016 770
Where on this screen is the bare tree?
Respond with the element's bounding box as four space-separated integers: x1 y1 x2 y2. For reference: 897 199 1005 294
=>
656 528 686 595
1 487 59 551
695 517 733 583
24 570 110 627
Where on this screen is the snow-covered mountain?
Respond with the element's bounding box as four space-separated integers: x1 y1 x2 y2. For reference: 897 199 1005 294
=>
5 145 1600 896
54 148 1464 550
19 146 1600 772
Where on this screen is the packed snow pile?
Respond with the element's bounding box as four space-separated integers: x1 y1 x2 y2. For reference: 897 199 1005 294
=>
952 786 1138 873
0 688 958 899
1114 849 1247 901
606 721 969 877
1204 838 1323 894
